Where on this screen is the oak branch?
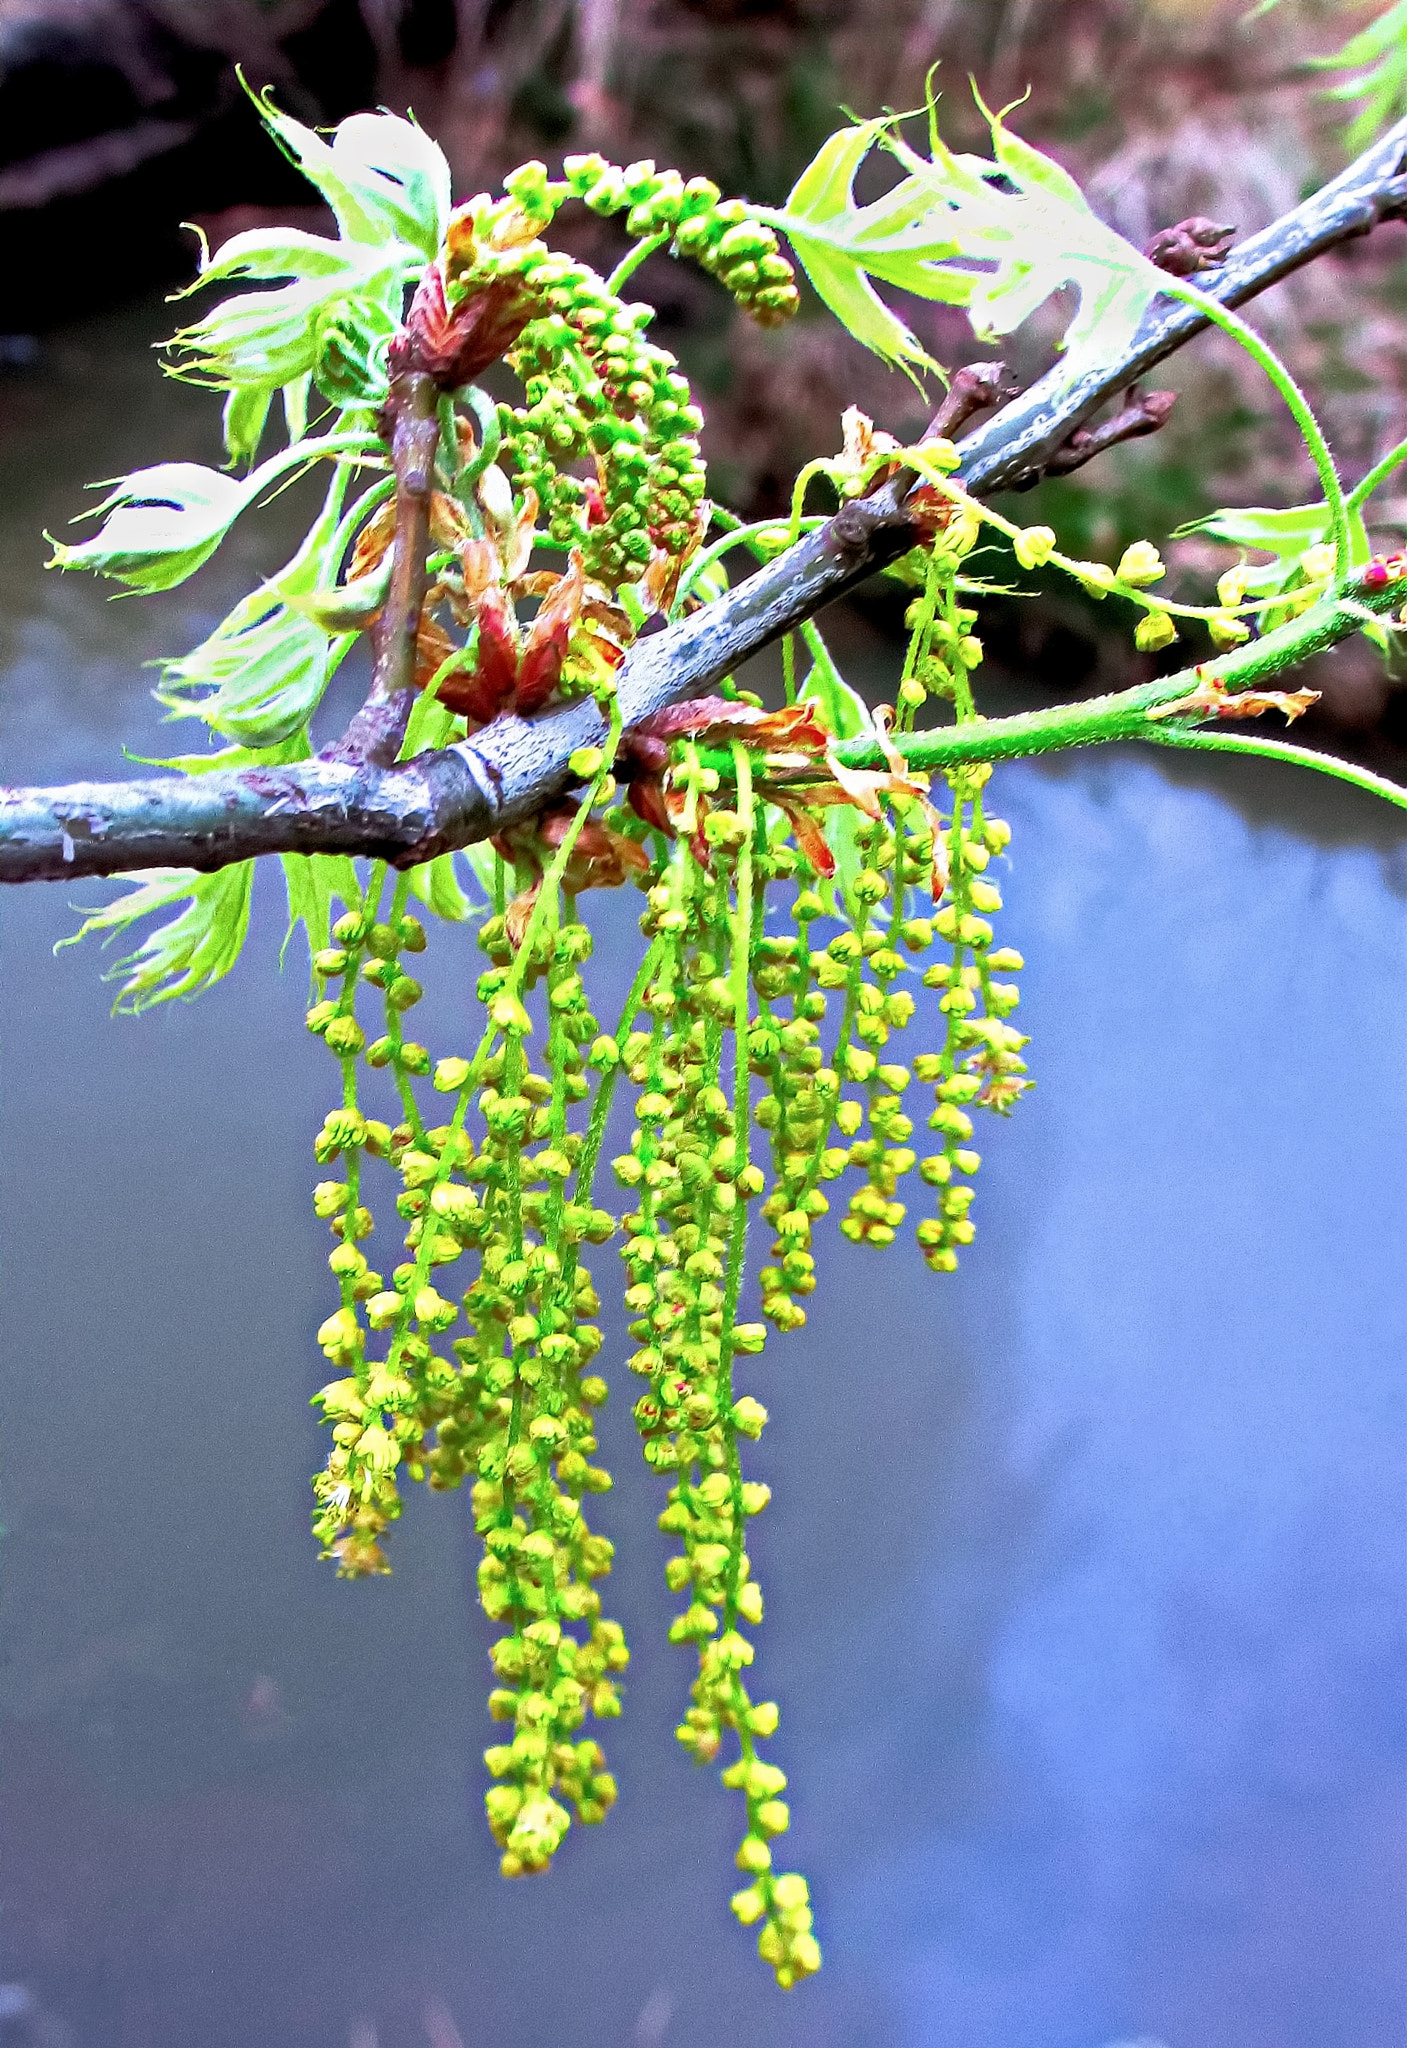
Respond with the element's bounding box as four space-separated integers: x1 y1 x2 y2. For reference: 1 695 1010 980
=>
3 116 1405 886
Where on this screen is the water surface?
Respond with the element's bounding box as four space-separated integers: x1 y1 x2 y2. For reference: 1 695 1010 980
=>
1 302 1403 2048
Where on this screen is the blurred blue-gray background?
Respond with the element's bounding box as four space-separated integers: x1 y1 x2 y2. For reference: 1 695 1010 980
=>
1 6 1404 2045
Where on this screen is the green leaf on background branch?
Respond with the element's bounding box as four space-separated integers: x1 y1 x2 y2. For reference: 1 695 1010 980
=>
1312 0 1407 152
761 88 1168 380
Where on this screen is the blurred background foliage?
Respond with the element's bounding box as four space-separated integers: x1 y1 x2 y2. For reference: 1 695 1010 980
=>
1 0 1403 742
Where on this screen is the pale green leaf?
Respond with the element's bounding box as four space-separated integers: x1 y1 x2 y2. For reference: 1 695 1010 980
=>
256 95 452 258
1178 496 1380 644
156 601 353 745
767 93 1168 379
169 250 403 396
283 555 391 632
223 384 274 464
770 122 942 372
281 854 365 965
60 865 255 1012
1177 504 1332 553
125 736 311 775
155 471 359 743
461 841 500 899
47 463 260 592
820 804 869 924
282 374 311 445
408 852 482 922
1178 498 1371 578
797 622 874 740
190 225 360 286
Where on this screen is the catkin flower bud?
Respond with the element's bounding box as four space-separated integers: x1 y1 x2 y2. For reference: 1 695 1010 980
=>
1116 540 1166 587
1135 610 1177 653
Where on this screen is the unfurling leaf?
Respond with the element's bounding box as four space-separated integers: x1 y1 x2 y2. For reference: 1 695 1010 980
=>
1176 497 1374 637
283 554 392 632
408 852 482 922
253 95 453 258
223 384 274 466
766 90 1170 378
281 854 365 966
169 234 405 399
47 463 260 592
155 472 364 743
156 600 353 746
60 865 256 1011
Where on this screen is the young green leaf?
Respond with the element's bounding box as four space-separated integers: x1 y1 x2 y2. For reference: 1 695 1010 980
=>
281 853 365 965
885 95 1168 375
154 469 364 743
764 92 1169 379
1177 496 1383 639
797 621 875 740
125 737 312 775
769 121 946 372
60 865 256 1012
169 241 404 398
155 600 354 746
282 373 312 446
255 95 452 259
46 463 262 592
408 852 482 922
153 464 376 745
223 385 274 466
1178 497 1371 579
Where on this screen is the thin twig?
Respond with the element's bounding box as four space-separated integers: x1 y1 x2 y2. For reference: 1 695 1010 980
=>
324 369 441 768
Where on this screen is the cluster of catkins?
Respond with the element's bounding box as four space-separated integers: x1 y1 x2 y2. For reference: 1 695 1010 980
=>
300 735 1028 1986
424 159 798 590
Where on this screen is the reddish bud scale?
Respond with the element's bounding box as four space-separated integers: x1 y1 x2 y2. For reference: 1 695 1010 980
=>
439 585 521 722
515 556 585 714
396 264 538 389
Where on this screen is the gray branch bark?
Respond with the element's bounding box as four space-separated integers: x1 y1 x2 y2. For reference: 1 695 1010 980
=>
3 114 1404 885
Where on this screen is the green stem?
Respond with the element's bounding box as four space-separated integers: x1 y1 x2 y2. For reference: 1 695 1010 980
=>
718 743 756 1624
1347 435 1407 513
670 517 826 619
384 730 624 1380
1139 722 1407 810
250 429 385 501
381 871 425 1138
574 935 666 1202
454 386 502 535
696 582 1405 782
1160 274 1350 573
606 231 670 295
324 473 397 575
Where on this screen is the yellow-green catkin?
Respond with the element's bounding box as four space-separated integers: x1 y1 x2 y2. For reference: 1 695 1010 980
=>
916 767 1028 1270
298 589 1030 1983
612 794 821 1988
305 876 628 1880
